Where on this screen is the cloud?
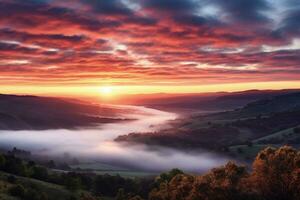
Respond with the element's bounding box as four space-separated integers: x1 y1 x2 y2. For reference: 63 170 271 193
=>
210 0 271 24
141 0 198 13
0 0 299 87
81 0 133 15
277 8 300 37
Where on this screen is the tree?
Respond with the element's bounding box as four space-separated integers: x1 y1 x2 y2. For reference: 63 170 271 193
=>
246 140 253 147
249 146 300 200
294 127 300 134
116 188 127 200
237 147 243 154
32 166 49 180
7 175 17 184
128 196 144 200
149 173 194 200
80 193 98 200
149 162 254 200
46 160 56 168
4 156 28 176
116 188 144 200
24 189 41 200
189 162 249 200
0 154 5 169
155 169 184 187
64 176 82 191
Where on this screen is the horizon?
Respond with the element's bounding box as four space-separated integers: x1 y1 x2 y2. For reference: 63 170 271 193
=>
1 81 300 100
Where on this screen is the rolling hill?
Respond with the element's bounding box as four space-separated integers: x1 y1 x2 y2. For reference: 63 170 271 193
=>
116 92 300 158
0 94 131 130
113 89 300 113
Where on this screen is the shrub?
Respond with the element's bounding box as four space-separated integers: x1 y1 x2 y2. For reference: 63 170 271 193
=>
7 175 17 184
9 184 25 197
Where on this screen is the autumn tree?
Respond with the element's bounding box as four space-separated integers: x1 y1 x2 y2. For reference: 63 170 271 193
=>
188 162 249 200
149 169 192 200
249 146 300 200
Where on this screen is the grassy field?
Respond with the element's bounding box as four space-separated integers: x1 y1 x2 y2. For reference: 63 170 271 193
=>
71 162 128 171
0 171 72 200
71 162 157 178
93 170 157 178
0 179 19 200
0 171 115 200
253 126 300 143
228 144 271 160
228 126 300 161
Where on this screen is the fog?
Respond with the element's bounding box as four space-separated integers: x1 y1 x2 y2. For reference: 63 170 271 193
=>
0 105 229 172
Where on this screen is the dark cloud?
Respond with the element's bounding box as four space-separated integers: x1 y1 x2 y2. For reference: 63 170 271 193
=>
211 0 271 24
277 8 300 37
173 14 219 26
125 16 157 26
81 0 133 15
0 28 86 42
0 1 121 31
142 0 198 13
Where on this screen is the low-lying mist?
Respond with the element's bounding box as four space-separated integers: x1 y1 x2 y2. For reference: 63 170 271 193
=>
0 105 229 172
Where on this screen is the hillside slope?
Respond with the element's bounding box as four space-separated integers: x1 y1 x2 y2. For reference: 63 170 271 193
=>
116 92 300 155
0 94 130 130
116 89 300 113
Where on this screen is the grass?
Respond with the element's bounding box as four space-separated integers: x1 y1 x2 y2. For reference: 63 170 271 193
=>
71 162 128 171
253 126 300 144
229 144 270 160
0 171 72 200
71 162 157 178
225 126 300 162
94 170 157 178
0 179 19 200
0 193 19 200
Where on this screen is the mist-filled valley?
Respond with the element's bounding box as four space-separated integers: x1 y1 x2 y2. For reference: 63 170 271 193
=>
2 90 300 174
0 104 229 173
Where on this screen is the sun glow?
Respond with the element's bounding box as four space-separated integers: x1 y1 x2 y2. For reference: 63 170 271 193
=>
99 86 113 96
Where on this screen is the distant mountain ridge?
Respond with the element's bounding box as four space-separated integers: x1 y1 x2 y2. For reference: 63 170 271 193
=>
242 92 300 114
118 89 300 113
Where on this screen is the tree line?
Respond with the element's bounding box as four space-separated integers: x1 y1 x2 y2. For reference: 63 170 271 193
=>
1 146 300 200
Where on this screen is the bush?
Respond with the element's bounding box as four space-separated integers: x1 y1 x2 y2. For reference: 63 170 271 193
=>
294 127 300 134
64 175 82 191
32 166 49 180
7 175 17 184
24 189 40 200
9 184 25 197
0 154 6 169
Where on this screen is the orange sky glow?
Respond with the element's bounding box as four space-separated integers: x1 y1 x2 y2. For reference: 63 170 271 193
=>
1 81 300 99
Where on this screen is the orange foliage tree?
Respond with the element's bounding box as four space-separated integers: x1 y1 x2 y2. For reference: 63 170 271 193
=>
148 146 300 200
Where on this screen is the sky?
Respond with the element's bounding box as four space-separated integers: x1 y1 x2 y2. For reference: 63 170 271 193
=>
0 0 300 97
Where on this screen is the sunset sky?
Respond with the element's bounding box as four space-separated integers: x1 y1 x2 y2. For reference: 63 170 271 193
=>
0 0 300 97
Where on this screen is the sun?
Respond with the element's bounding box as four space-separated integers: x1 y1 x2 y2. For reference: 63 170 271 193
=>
99 86 113 96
